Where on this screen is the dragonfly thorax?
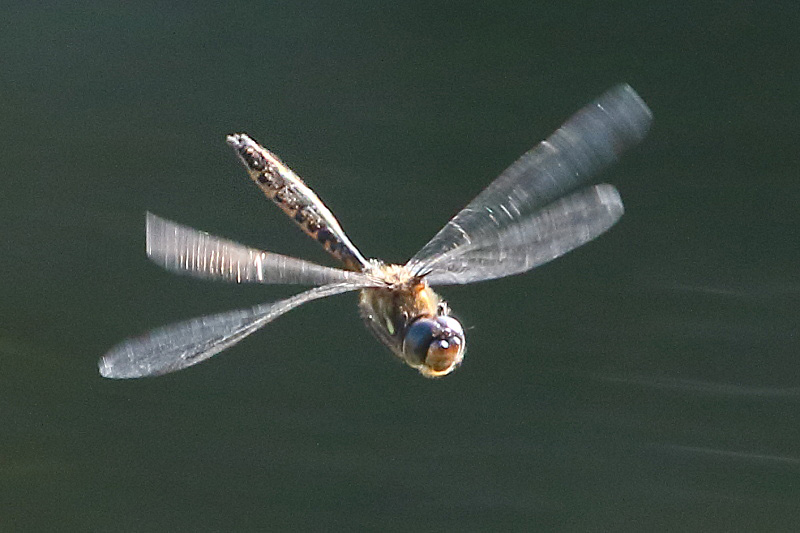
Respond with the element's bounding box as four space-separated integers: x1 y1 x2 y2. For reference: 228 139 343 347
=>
359 263 465 378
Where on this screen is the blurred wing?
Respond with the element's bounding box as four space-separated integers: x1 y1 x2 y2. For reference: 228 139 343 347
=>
422 184 623 285
406 84 651 282
99 281 374 379
146 212 357 285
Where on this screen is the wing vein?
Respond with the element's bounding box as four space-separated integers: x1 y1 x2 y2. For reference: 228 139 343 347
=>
99 280 377 378
145 213 358 286
406 84 651 285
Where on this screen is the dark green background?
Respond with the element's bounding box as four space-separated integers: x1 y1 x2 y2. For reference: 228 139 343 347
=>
2 1 798 531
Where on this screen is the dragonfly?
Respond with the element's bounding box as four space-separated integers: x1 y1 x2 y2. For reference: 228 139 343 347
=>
99 84 652 379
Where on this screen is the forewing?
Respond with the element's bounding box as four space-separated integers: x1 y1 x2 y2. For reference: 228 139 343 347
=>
423 185 623 285
99 281 373 379
146 212 357 285
406 84 651 280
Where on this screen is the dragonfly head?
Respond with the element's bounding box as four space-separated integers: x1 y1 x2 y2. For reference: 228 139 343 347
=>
402 314 465 378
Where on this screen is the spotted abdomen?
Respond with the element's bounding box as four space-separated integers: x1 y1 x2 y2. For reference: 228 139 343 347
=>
227 133 368 272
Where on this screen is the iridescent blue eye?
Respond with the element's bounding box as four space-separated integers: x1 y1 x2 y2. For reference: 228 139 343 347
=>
402 316 465 376
403 319 437 364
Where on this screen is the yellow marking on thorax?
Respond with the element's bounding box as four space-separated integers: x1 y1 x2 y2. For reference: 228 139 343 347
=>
363 263 440 322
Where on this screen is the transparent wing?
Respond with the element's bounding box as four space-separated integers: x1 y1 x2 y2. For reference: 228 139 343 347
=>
99 281 374 379
422 184 623 285
146 212 357 285
406 84 651 282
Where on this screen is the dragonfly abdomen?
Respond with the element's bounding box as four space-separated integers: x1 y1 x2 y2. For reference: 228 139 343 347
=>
227 133 368 271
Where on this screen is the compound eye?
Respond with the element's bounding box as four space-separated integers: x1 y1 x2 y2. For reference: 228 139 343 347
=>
402 316 466 376
425 336 463 373
402 318 438 365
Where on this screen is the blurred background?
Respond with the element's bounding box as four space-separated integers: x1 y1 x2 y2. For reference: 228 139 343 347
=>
1 1 798 530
